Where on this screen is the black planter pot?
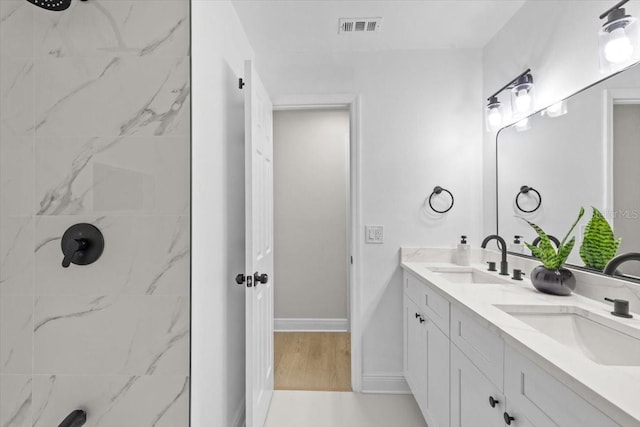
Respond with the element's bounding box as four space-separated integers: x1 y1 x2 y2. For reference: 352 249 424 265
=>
530 266 576 296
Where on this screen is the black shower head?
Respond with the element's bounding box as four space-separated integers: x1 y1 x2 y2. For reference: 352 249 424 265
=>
24 0 73 11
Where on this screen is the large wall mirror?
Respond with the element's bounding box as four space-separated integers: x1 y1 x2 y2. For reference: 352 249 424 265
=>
497 62 640 279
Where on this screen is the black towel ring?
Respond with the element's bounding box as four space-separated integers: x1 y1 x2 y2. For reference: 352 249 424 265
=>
515 185 542 213
428 186 454 214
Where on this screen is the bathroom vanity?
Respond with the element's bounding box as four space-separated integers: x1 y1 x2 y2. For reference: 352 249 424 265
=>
401 248 640 427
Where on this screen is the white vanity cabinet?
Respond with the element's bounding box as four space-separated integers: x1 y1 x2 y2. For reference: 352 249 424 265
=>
404 295 427 408
402 268 623 427
403 272 450 427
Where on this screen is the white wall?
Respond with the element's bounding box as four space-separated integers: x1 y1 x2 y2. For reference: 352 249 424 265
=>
256 48 484 389
191 2 253 426
482 0 640 236
273 109 349 321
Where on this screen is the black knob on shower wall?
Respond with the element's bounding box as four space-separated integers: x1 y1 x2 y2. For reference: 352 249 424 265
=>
60 224 104 268
58 409 87 427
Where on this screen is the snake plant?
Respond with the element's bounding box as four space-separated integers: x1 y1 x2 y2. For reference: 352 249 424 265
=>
523 207 585 270
579 207 621 271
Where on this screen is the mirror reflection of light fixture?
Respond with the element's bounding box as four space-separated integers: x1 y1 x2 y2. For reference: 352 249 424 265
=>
514 117 531 132
599 0 640 73
543 100 568 118
485 69 534 131
485 96 504 131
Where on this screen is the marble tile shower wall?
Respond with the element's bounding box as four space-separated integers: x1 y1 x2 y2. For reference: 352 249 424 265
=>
0 1 190 426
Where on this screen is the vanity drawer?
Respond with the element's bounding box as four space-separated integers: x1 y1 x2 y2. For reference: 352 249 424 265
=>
422 283 450 335
404 272 424 306
504 347 619 427
404 272 450 334
451 306 504 389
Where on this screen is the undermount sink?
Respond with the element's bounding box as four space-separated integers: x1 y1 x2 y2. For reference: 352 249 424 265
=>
497 305 640 366
429 267 512 285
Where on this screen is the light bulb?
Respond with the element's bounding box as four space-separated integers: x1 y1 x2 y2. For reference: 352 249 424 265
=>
605 27 634 63
488 108 502 127
515 89 532 113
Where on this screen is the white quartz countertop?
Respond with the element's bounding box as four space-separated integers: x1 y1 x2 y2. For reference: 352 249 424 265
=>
401 259 640 426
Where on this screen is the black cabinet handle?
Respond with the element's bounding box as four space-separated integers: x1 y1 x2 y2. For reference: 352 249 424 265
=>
504 412 515 425
418 315 425 323
489 396 499 408
59 410 86 427
415 312 420 318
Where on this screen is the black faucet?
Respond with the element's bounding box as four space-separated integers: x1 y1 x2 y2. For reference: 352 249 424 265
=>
603 252 640 276
481 235 509 276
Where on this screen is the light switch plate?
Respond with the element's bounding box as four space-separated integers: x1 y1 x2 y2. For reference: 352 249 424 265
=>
365 225 384 244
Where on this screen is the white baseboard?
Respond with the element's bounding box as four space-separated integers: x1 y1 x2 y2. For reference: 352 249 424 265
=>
231 399 245 427
361 373 411 394
274 318 349 332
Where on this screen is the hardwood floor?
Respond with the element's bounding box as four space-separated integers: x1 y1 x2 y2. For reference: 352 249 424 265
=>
274 332 351 392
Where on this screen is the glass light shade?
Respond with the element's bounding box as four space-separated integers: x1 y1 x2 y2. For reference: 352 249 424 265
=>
543 100 568 118
485 99 504 131
599 16 640 73
510 81 535 117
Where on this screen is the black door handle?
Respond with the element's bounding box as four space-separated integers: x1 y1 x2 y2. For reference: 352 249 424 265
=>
59 410 87 427
254 272 268 284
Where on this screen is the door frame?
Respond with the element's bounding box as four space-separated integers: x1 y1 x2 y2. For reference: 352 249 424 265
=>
272 93 362 392
603 88 640 221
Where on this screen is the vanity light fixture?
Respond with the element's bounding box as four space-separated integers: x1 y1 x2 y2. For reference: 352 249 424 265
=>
543 100 568 118
599 0 640 73
485 69 534 131
485 96 504 131
510 73 535 116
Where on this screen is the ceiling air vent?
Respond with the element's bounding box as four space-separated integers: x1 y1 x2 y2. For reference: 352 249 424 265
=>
339 17 382 34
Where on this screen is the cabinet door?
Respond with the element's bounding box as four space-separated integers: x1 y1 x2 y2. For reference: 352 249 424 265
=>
426 320 449 427
451 345 504 427
504 347 619 427
404 295 427 410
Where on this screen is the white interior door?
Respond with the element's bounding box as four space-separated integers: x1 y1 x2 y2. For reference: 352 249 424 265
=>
244 59 274 427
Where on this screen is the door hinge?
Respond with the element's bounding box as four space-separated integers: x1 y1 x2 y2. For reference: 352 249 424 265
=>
239 78 245 89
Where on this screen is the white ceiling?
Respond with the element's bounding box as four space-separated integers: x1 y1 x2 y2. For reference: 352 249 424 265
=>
232 0 526 53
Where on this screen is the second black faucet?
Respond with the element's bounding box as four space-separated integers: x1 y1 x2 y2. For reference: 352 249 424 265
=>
481 235 509 276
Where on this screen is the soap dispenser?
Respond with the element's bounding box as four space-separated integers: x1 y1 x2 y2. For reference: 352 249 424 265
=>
510 235 525 254
457 235 471 266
